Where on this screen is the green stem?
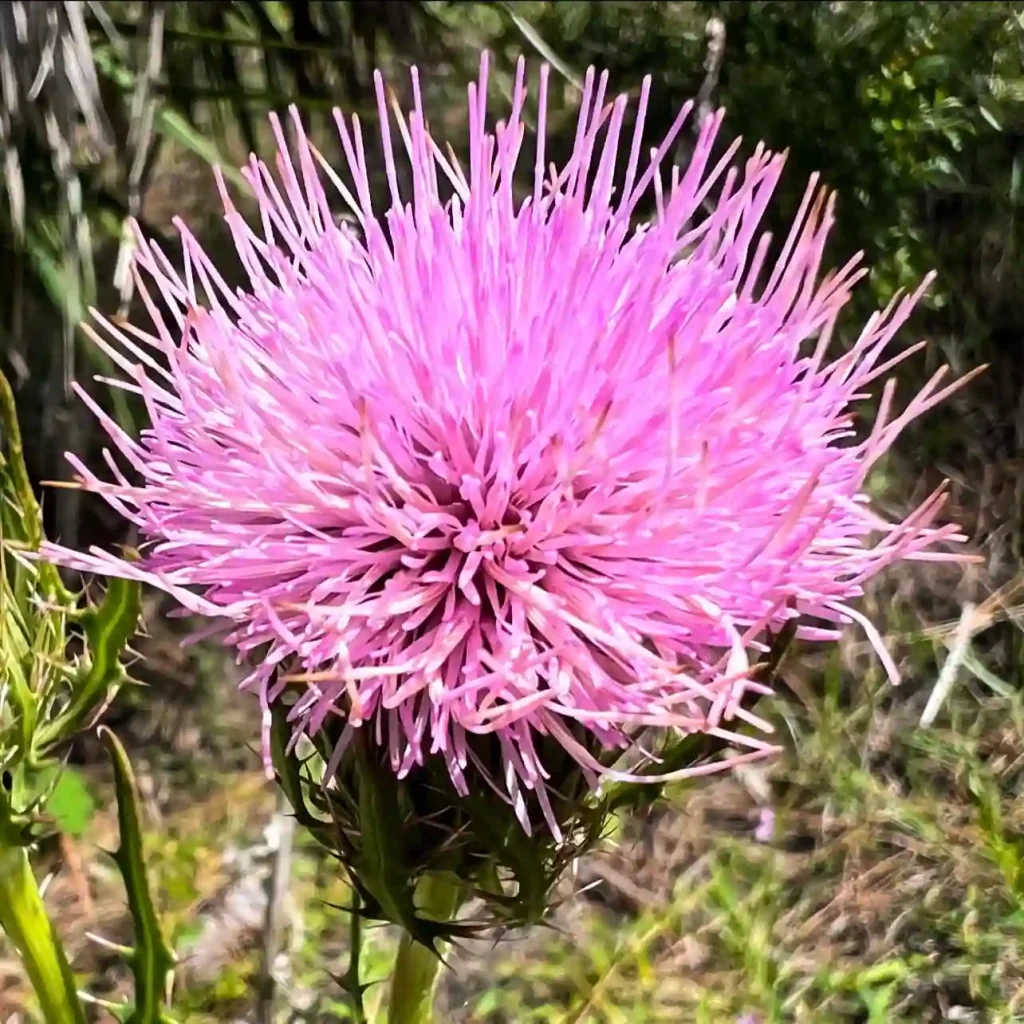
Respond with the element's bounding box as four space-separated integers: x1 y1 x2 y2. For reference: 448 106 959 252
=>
386 874 465 1024
0 845 86 1024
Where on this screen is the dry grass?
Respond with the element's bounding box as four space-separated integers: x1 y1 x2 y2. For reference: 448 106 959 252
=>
2 577 1022 1023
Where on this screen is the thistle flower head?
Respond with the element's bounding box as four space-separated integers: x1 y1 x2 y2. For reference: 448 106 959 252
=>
46 56 972 839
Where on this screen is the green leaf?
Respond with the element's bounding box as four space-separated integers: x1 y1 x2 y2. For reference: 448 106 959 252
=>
98 727 178 1024
44 767 96 839
1 368 68 766
0 369 43 552
978 101 1002 131
494 1 583 90
958 645 1014 699
35 577 141 755
911 54 951 80
91 46 250 193
0 845 86 1024
153 109 251 193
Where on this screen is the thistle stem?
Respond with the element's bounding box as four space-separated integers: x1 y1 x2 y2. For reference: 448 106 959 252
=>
386 873 464 1024
0 845 86 1024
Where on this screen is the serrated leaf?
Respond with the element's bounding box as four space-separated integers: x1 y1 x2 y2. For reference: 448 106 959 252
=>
1 368 67 767
98 727 177 1024
36 578 140 754
0 369 43 552
68 575 140 715
0 845 86 1024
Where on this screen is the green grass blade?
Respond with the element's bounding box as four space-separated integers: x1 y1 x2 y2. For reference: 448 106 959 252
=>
154 109 251 192
494 2 583 90
91 48 250 192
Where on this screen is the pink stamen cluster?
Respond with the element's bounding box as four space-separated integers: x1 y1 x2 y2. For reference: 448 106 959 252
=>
45 56 973 836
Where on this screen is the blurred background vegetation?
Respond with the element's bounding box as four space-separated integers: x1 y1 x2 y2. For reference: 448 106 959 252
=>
2 1 1024 1021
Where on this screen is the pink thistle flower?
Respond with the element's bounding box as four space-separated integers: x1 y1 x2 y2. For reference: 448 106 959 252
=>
45 56 976 835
